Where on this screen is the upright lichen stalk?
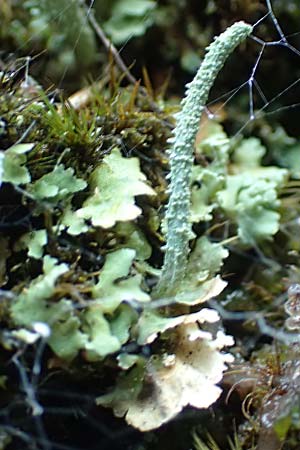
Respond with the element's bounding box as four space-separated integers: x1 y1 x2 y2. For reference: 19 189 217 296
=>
155 21 253 297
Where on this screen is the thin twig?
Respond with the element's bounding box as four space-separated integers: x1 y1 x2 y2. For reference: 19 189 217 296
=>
87 9 137 86
86 5 173 124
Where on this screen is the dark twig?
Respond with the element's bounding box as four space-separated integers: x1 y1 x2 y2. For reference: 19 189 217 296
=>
86 5 173 125
87 9 137 86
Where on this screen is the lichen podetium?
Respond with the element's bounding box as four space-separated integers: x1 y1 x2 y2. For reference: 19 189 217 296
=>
154 21 253 298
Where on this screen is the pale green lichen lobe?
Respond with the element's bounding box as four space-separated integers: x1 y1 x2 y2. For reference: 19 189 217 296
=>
156 21 253 297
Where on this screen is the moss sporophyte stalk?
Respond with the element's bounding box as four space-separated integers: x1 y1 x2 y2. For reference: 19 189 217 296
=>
154 21 253 298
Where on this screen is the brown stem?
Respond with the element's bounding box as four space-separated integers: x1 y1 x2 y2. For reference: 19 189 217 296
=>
86 5 172 122
87 9 137 86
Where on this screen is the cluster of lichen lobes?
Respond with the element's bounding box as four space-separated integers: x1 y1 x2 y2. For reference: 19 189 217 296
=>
1 21 258 434
155 21 253 297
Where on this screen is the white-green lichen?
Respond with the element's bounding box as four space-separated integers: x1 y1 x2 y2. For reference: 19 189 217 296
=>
2 143 34 185
92 248 150 314
76 147 155 229
217 137 288 244
155 21 253 297
30 164 87 201
190 122 230 222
